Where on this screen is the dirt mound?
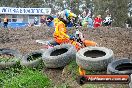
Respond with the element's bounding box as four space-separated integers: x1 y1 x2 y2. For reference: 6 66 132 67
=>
0 26 54 54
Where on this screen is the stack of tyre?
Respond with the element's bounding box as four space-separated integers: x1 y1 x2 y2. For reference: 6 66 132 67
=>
40 43 114 72
42 44 77 68
21 44 77 69
76 46 132 87
0 48 45 69
76 46 114 71
0 44 77 69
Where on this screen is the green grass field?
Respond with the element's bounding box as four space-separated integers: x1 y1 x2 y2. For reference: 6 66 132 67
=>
0 64 52 88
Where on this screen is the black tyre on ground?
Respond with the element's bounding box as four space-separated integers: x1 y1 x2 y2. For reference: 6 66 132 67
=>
107 58 132 74
20 50 43 68
0 48 22 69
76 47 114 71
42 44 76 68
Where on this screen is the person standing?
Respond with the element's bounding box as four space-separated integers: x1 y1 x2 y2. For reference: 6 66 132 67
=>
83 16 94 29
82 10 87 18
103 14 112 27
93 15 103 28
46 15 54 27
88 17 94 29
34 17 39 25
125 18 132 29
3 16 8 28
40 15 46 25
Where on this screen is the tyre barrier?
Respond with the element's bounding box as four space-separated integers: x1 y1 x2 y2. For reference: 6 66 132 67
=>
76 46 114 71
0 48 22 69
42 44 76 68
20 50 43 68
107 58 132 74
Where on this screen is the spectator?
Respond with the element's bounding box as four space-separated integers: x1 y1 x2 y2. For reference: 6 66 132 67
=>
103 14 112 27
3 16 8 28
34 17 39 25
78 14 83 27
40 15 46 25
85 16 94 29
93 15 103 28
81 18 88 27
46 15 54 22
81 16 93 29
125 18 132 29
82 10 87 18
46 15 54 27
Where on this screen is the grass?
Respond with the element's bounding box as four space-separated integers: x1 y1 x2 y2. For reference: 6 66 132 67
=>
65 60 106 80
0 54 18 62
0 64 52 88
3 69 51 88
67 61 79 80
56 83 71 88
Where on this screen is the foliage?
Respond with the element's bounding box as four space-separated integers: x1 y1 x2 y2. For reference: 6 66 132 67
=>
110 0 128 27
0 0 44 7
0 67 52 88
65 60 79 80
92 0 113 17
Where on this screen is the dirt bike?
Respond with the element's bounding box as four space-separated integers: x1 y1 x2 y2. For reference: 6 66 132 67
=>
36 30 97 50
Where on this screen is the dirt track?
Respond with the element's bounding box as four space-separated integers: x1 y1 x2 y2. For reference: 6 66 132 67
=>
0 26 132 58
0 26 132 88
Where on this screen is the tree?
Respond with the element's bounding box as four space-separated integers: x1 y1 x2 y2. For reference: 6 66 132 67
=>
92 0 113 17
0 0 44 8
110 0 128 27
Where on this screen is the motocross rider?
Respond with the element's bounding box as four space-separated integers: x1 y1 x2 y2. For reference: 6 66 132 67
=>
53 18 81 50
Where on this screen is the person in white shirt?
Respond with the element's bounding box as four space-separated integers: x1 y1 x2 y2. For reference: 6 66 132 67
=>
103 14 112 26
